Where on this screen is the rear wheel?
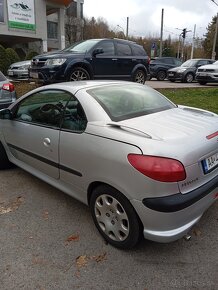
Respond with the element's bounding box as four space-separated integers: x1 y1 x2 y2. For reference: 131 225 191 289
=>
68 67 90 81
156 70 167 81
133 69 147 84
0 142 13 169
90 185 142 249
184 73 194 83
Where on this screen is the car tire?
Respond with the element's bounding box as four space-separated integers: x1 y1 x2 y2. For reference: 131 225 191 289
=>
198 81 207 85
169 79 175 82
156 70 167 81
133 69 147 84
0 142 13 169
184 73 194 83
68 67 90 81
90 184 142 249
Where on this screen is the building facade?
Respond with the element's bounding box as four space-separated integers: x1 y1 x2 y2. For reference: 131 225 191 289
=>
0 0 84 57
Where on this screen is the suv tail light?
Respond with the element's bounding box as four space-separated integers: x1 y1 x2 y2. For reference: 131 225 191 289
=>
148 57 151 65
128 154 186 182
2 83 15 92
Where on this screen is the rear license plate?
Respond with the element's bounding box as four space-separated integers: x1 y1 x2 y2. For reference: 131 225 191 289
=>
199 73 207 76
202 152 218 174
8 71 13 76
30 72 38 79
168 73 174 76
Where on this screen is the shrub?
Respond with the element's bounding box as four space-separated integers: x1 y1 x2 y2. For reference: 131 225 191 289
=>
0 45 10 74
25 50 39 60
5 48 20 65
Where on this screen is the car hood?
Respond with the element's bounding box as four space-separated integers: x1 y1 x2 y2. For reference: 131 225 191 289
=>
111 106 218 142
10 60 31 68
198 64 218 70
168 66 192 72
34 50 85 59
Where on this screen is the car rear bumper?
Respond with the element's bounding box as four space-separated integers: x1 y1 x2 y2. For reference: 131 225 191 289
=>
0 101 14 109
132 175 218 243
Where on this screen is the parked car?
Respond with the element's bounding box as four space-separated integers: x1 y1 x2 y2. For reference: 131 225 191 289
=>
29 38 150 84
7 60 31 79
167 59 215 83
150 57 182 80
196 60 218 85
0 81 217 249
0 71 17 109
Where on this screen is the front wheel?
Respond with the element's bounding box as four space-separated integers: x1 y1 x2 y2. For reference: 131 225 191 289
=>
184 73 194 83
90 185 142 249
156 70 167 81
0 142 13 169
68 67 90 81
133 69 147 84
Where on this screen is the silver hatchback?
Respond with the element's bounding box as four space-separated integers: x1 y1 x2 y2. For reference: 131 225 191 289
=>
0 71 17 109
0 81 217 249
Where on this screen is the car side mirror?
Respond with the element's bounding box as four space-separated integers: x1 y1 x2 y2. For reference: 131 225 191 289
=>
92 48 104 57
0 108 12 120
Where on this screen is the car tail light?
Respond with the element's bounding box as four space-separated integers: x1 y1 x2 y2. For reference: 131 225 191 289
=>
148 57 151 65
2 83 15 92
127 154 186 182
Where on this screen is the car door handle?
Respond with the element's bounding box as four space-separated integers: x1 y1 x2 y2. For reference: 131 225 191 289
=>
112 58 118 61
132 58 137 61
43 138 51 147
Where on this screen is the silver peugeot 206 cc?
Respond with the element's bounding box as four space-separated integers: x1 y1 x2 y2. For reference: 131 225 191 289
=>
0 81 217 249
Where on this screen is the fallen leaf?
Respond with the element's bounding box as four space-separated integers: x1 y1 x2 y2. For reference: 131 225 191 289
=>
66 234 80 242
193 228 202 236
76 255 88 269
0 196 24 215
42 210 49 220
91 252 107 263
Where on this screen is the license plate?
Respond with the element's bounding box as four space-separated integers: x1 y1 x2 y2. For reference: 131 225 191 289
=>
199 73 207 76
8 71 13 76
202 152 218 174
168 73 174 76
30 72 38 79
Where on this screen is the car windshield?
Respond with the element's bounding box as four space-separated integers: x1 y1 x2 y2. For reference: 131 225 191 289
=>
88 84 176 121
63 40 100 53
181 60 198 67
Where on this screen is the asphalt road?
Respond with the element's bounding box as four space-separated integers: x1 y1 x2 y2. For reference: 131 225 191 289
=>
146 79 218 89
0 167 217 290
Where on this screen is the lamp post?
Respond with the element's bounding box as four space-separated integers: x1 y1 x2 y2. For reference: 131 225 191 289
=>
211 0 218 60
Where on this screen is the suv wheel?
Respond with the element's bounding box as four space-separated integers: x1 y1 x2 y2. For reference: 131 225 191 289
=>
133 69 146 84
156 70 167 81
184 73 194 83
69 67 90 81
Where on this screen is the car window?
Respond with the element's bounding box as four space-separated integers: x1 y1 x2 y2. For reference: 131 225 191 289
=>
116 42 132 56
131 45 146 56
198 60 208 66
64 39 100 52
14 90 72 128
88 84 176 122
61 95 87 132
175 59 182 66
96 41 115 56
0 71 7 81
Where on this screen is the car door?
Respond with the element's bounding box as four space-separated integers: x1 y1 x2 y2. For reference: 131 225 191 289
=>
91 40 117 78
115 41 134 77
1 89 72 179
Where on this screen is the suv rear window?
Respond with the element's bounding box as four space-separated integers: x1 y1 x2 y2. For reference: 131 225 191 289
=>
88 84 175 121
132 45 146 56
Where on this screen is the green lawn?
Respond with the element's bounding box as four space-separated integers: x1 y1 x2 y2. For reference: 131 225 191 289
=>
158 88 218 114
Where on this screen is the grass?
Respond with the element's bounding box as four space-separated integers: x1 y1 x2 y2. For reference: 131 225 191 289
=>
158 88 218 114
13 82 218 114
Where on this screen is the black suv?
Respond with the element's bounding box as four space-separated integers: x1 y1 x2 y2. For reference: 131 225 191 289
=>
29 38 150 84
149 57 182 81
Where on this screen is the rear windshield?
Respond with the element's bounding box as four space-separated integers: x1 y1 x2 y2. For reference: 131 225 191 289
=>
88 84 175 121
0 71 7 82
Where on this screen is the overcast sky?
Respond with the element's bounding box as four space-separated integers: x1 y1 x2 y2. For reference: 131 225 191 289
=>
84 0 217 40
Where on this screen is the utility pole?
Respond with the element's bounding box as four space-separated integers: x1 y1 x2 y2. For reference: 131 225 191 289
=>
211 0 218 60
159 8 164 57
191 24 196 59
177 34 181 59
126 17 129 39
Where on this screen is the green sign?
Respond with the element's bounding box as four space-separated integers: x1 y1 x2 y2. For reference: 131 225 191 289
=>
7 0 35 31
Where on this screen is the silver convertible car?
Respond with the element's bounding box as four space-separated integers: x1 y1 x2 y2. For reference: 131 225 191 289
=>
0 81 217 249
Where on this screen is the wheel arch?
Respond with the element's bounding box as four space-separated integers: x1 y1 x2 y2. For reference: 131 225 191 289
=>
65 61 94 79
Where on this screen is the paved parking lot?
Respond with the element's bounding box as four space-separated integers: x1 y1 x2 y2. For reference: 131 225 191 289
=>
0 167 217 290
146 80 218 89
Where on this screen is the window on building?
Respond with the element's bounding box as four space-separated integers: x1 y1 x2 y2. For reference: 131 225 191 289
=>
47 21 58 39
